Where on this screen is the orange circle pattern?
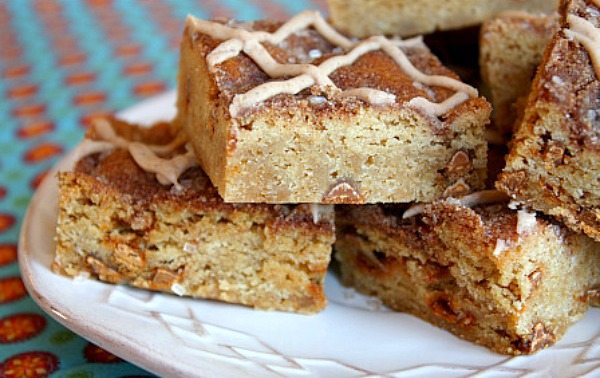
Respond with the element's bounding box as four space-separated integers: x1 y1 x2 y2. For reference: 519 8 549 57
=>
0 244 17 266
0 277 27 304
84 342 122 363
0 313 47 343
0 351 59 378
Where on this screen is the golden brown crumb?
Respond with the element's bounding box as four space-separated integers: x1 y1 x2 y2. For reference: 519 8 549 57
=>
498 0 600 242
55 119 334 314
175 17 490 203
328 0 558 37
480 12 558 135
335 201 600 355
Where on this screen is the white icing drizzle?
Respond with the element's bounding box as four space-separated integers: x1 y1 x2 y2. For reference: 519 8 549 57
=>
227 35 423 114
408 92 470 117
186 11 477 117
516 209 537 235
565 14 600 78
93 118 188 156
336 87 396 104
128 143 197 190
73 271 91 282
400 204 425 219
93 118 129 149
402 190 509 219
71 139 116 164
493 239 510 257
170 283 186 296
309 204 334 224
490 208 537 258
82 119 197 189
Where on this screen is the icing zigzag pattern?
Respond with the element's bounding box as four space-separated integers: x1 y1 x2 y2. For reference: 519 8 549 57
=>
187 11 478 117
75 119 196 189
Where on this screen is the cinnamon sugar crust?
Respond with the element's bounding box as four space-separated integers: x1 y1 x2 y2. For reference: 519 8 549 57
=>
339 202 523 257
72 150 331 233
55 119 334 314
336 201 600 355
190 20 471 116
498 0 600 241
175 17 490 203
535 0 600 147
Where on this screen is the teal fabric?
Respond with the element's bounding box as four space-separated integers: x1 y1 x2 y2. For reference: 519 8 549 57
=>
0 0 324 376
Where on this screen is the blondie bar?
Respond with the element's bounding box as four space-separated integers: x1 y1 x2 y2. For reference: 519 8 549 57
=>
336 193 600 355
498 0 600 241
480 12 558 135
54 117 334 313
328 0 558 38
175 12 490 203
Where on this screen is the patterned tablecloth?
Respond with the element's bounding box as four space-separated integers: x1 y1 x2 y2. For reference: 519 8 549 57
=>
0 1 325 376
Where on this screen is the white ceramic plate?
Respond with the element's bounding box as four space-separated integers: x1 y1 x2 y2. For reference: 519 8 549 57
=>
19 91 600 378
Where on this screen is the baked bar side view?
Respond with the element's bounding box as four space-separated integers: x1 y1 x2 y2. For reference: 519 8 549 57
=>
497 0 600 241
175 12 490 204
328 0 558 38
480 11 558 135
335 198 600 355
54 118 335 314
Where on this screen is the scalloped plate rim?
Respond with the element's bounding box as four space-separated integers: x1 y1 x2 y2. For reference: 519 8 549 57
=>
18 91 600 378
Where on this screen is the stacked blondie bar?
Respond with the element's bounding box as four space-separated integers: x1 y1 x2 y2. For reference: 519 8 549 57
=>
54 0 600 356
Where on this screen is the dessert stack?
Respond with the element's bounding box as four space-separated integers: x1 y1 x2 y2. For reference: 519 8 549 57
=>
53 0 600 355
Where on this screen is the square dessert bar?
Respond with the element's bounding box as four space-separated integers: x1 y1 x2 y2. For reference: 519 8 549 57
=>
335 193 600 355
498 0 600 241
54 118 335 314
328 0 558 38
480 11 558 136
175 12 491 204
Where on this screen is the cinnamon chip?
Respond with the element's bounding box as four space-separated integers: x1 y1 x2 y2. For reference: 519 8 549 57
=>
322 179 365 204
445 150 472 175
